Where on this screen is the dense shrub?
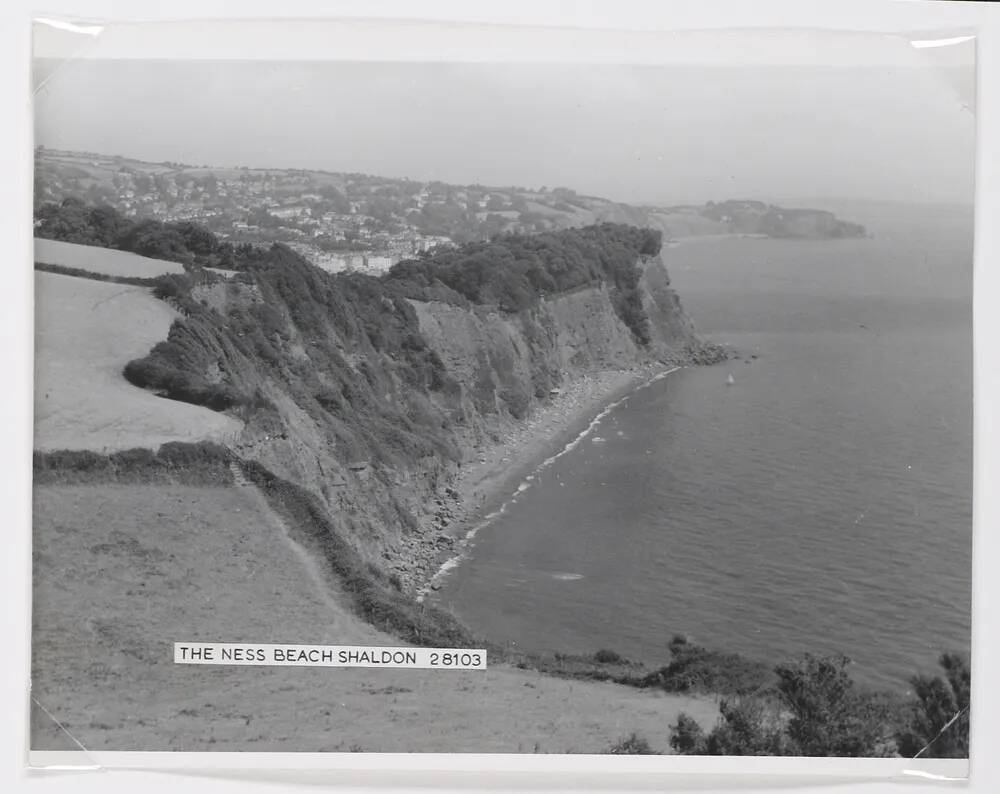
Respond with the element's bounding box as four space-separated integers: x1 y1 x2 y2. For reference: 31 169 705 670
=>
896 653 970 758
33 449 111 476
151 272 194 301
497 648 646 686
669 713 709 755
668 651 948 758
107 447 158 472
776 653 895 757
641 635 773 695
116 219 192 263
34 198 265 270
34 198 128 248
156 440 231 468
608 733 655 755
33 261 156 287
34 442 234 485
123 355 242 411
689 697 791 756
593 649 624 664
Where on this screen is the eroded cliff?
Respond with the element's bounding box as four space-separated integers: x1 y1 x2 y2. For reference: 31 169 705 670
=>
123 224 719 586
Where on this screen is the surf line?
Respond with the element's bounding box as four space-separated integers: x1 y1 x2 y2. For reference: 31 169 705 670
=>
415 366 682 602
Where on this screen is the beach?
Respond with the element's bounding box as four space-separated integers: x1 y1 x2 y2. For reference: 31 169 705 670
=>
404 364 678 599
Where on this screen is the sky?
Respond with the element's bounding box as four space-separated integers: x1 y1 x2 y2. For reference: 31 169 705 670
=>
32 56 976 207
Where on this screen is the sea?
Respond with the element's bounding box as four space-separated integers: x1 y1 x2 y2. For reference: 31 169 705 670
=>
432 199 974 691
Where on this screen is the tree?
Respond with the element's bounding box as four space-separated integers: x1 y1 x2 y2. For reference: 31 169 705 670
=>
87 204 130 247
670 698 788 756
708 698 790 756
775 654 894 757
896 653 970 758
642 634 771 695
608 733 654 754
117 218 191 263
670 652 897 757
168 221 218 257
33 199 228 268
35 198 93 244
669 713 708 754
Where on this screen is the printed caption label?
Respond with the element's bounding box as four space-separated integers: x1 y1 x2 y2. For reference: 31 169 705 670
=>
174 643 487 669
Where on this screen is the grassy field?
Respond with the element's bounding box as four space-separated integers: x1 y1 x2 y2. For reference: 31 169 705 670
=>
34 271 242 451
34 238 186 278
31 483 719 753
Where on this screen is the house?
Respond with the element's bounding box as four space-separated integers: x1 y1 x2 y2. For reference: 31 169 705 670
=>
271 206 306 220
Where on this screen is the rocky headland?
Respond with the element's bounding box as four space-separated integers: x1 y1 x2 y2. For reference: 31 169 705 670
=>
116 224 725 603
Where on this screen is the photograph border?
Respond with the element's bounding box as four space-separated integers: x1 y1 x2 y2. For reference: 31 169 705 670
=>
8 1 999 790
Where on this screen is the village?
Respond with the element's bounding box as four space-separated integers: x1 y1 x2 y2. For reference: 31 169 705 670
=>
34 149 865 278
32 149 520 275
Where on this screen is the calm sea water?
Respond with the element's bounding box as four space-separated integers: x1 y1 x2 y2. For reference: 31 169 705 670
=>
435 201 973 690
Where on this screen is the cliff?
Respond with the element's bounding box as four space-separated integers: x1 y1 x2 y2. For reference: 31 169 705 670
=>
123 224 719 588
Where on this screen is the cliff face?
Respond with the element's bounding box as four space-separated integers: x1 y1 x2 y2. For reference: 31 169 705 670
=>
408 254 693 434
124 226 712 580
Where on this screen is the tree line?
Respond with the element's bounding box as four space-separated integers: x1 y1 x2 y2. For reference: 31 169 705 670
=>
34 197 258 270
385 223 662 344
608 636 969 757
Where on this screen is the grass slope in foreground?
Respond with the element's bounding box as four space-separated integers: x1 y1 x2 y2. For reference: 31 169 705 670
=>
31 479 718 753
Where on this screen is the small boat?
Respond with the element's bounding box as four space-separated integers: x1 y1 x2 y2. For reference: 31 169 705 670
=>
726 373 735 386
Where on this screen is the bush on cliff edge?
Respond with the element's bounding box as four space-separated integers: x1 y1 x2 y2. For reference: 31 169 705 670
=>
669 652 969 757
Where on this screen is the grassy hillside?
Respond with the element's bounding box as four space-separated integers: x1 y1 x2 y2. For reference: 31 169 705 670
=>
31 479 719 753
34 237 186 278
34 272 243 452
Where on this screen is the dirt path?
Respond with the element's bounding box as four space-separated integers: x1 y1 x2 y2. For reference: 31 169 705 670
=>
231 463 384 645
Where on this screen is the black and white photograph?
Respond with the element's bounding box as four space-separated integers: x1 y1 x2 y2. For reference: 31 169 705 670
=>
28 17 975 768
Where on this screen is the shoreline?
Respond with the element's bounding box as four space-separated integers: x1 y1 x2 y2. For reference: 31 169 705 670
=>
408 363 682 601
665 232 769 246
